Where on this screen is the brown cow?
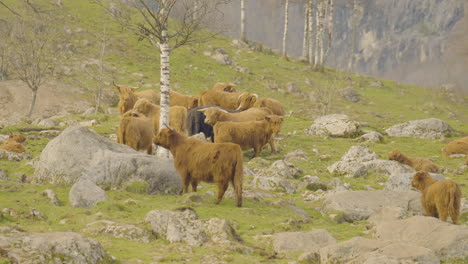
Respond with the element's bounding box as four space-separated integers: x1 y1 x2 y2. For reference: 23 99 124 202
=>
253 98 285 116
0 134 27 153
153 128 243 207
388 149 439 173
133 99 187 135
441 136 468 156
212 82 237 92
412 171 461 224
115 84 161 115
213 115 284 158
117 111 154 154
170 90 198 109
199 90 258 110
200 107 272 126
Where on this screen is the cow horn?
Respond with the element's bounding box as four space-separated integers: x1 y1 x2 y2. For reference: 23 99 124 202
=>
253 93 258 99
112 81 119 88
237 92 246 99
218 108 229 113
229 83 237 87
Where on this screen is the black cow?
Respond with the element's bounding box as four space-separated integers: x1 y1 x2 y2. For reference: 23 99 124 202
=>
186 105 238 142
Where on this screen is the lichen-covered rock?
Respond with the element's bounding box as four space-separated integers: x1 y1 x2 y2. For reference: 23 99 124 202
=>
83 220 154 243
385 118 455 139
42 189 61 206
321 190 422 222
0 149 32 161
306 114 362 138
0 230 112 263
260 160 303 179
272 229 336 253
374 216 468 260
284 149 309 162
358 131 383 142
385 172 445 190
35 125 182 194
252 175 296 193
69 179 108 209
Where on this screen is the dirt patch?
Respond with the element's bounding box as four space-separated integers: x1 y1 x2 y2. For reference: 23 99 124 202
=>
0 80 92 125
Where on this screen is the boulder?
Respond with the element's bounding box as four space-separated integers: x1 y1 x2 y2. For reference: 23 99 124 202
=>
34 125 182 194
321 190 422 222
0 230 112 263
272 229 336 253
145 208 241 247
284 149 309 162
69 179 108 209
385 118 455 139
374 216 468 259
0 168 11 181
319 237 439 264
358 131 383 143
38 118 56 127
211 49 232 65
258 160 303 179
385 172 445 191
83 220 154 243
341 88 360 103
367 207 406 226
0 149 32 161
306 114 362 138
252 175 296 193
42 189 61 206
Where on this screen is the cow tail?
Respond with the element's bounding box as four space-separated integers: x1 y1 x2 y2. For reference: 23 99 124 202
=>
118 118 130 145
233 148 243 207
447 184 461 224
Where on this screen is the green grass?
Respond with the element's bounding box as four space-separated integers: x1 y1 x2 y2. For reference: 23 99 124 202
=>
0 0 467 263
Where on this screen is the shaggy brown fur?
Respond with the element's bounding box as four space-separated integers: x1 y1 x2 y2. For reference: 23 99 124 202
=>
253 98 285 116
411 171 461 224
200 107 272 126
114 84 160 115
133 99 187 135
441 136 468 156
0 134 27 153
199 90 258 110
212 82 237 92
214 115 284 158
154 128 243 207
388 149 439 173
117 111 154 154
170 91 198 109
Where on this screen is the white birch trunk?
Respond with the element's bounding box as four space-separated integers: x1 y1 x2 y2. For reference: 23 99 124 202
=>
314 0 322 67
282 0 289 57
302 2 309 59
193 0 198 21
95 24 107 114
308 0 314 64
348 0 359 73
240 0 246 42
322 0 334 65
318 0 326 66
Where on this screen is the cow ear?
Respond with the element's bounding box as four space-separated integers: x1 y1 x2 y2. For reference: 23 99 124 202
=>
278 116 284 121
265 115 272 121
131 86 139 92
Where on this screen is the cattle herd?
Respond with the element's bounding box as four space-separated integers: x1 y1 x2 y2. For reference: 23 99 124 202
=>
115 82 285 207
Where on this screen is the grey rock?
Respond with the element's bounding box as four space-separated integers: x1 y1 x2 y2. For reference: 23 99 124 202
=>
367 207 406 226
0 169 11 181
34 125 182 194
263 160 303 179
374 216 468 259
321 190 422 222
211 49 232 65
0 149 32 161
385 118 455 139
385 172 445 191
272 229 336 253
0 230 112 263
38 118 56 127
252 175 296 193
284 149 309 162
83 107 96 115
286 82 302 95
69 179 108 209
358 131 383 142
42 189 61 206
79 119 97 127
341 88 360 102
83 220 154 243
306 114 362 138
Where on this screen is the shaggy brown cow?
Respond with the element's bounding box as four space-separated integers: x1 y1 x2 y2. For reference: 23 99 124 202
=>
253 98 285 116
133 99 187 135
411 171 461 224
214 115 284 158
117 111 154 154
199 90 258 110
200 107 273 126
153 128 243 207
441 136 468 156
212 82 237 92
170 90 198 109
0 134 27 153
388 149 439 173
115 84 160 115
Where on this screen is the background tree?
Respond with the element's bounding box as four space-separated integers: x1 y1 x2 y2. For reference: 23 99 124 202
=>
240 0 246 42
307 0 314 64
6 1 68 118
301 1 309 59
94 0 226 157
322 0 334 65
281 0 289 57
347 0 360 74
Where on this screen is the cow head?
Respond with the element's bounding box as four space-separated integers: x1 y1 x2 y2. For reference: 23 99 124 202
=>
411 171 430 191
236 93 258 111
212 82 237 92
115 84 139 115
153 127 177 149
265 115 284 135
8 134 26 143
133 99 153 116
198 107 223 126
388 149 404 163
188 95 199 109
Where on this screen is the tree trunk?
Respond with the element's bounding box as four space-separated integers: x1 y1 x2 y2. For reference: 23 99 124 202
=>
318 0 326 67
240 0 246 42
27 89 38 119
314 0 322 68
322 0 334 65
157 32 171 158
302 2 309 59
347 0 359 73
282 0 289 57
307 0 314 64
56 0 62 6
95 24 107 114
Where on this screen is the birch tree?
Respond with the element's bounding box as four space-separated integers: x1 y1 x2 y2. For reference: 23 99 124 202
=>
322 0 334 65
307 0 314 64
240 0 246 42
348 0 360 73
282 0 289 57
302 2 309 59
94 0 225 157
314 0 325 68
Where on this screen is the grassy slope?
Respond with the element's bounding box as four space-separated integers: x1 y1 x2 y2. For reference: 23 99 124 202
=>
1 0 468 263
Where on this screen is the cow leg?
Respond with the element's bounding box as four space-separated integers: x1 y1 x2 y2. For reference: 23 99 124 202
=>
215 181 229 205
269 138 277 153
180 172 191 194
251 146 260 159
191 180 198 192
147 145 153 155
